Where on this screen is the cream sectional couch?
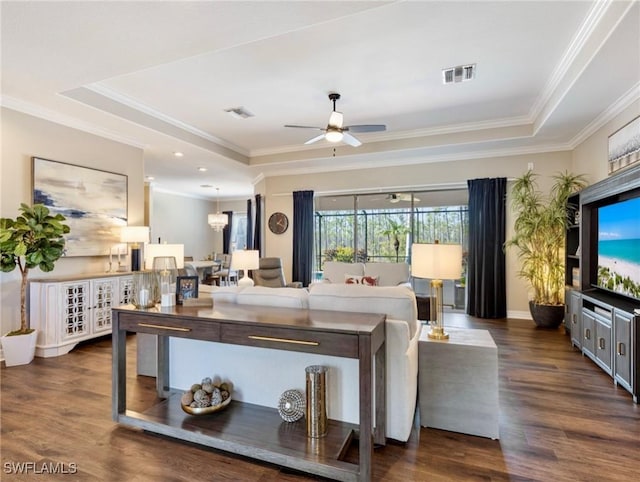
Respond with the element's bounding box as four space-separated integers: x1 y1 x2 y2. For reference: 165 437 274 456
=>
321 261 411 287
168 283 419 442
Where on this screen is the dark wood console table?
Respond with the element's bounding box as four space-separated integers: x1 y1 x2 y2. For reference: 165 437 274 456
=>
112 304 386 482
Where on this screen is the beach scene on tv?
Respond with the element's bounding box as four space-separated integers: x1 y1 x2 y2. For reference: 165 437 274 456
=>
597 196 640 300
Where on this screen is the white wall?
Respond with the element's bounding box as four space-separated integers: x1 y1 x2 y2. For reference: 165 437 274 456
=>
573 100 640 183
0 107 144 336
150 190 249 260
260 151 576 318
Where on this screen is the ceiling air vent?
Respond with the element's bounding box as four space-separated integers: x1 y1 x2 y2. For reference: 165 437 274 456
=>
223 106 255 119
442 64 476 84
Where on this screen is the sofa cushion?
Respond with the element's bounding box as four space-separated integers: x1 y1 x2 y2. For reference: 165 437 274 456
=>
322 261 365 283
308 283 418 338
199 285 245 303
236 286 309 309
364 262 410 286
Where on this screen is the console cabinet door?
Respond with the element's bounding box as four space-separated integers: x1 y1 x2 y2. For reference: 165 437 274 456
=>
594 315 613 375
614 310 632 391
582 309 596 359
91 278 119 334
569 291 582 349
61 281 91 341
118 275 134 305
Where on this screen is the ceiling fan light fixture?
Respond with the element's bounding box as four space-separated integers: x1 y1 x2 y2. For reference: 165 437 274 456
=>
325 129 343 143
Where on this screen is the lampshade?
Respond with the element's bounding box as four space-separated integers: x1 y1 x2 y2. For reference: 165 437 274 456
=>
208 213 228 231
411 243 462 280
120 226 150 244
144 244 185 269
230 250 260 271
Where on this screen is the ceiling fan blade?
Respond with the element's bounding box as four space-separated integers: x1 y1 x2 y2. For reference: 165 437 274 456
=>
284 125 324 130
342 132 362 147
328 111 343 128
345 124 386 133
304 133 326 145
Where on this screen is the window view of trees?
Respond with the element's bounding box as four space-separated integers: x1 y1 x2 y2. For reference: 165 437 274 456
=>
314 192 468 275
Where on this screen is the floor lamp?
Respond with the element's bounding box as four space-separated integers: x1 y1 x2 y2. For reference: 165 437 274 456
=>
411 242 462 340
230 250 260 287
120 226 150 271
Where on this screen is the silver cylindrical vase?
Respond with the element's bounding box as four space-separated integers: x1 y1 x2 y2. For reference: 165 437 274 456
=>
305 365 328 438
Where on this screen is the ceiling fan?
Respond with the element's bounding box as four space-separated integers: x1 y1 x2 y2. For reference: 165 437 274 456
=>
387 193 420 203
285 93 386 147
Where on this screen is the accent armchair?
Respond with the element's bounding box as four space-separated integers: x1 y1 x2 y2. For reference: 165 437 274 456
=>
252 257 302 288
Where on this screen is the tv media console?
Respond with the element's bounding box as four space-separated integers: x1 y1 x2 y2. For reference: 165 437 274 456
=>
112 303 386 482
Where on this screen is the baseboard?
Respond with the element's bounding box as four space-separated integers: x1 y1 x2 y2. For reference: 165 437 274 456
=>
507 310 533 320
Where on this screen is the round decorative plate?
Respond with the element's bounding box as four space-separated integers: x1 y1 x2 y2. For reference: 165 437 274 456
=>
278 389 305 422
181 395 231 415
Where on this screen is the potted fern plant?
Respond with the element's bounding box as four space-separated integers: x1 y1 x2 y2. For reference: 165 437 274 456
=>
0 203 70 365
505 171 586 328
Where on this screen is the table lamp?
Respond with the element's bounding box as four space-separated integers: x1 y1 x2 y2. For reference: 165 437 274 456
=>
411 242 462 340
230 250 259 287
120 226 150 271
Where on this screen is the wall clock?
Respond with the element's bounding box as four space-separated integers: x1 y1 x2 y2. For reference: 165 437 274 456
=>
268 212 289 234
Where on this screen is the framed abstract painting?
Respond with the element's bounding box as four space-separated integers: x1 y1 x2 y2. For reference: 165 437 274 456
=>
32 157 128 257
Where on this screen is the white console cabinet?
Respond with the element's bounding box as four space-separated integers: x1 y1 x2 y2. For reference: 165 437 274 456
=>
29 273 133 357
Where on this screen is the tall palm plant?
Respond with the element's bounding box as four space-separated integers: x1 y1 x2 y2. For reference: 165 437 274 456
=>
382 219 409 262
505 171 586 306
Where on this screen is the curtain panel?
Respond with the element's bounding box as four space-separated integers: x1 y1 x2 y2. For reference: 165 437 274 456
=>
466 177 507 319
253 194 262 255
222 211 233 254
246 199 253 251
292 190 314 287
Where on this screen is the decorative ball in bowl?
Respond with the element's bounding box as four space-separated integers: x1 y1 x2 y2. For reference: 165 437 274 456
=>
180 377 232 415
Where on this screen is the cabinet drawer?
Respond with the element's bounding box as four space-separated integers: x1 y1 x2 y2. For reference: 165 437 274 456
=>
118 313 220 341
221 323 359 358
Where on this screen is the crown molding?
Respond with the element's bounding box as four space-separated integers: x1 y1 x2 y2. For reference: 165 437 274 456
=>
84 83 250 157
1 95 148 149
569 80 640 148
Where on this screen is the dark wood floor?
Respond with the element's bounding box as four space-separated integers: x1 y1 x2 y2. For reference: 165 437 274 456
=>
2 314 639 481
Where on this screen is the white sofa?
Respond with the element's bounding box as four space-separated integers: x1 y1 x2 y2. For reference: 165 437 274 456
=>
321 261 411 287
169 283 419 442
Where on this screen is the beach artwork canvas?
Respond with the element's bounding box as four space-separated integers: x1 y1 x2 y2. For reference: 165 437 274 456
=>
32 157 128 257
597 196 640 300
608 115 640 175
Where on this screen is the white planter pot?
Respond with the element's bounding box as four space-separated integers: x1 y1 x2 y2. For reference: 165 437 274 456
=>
1 330 37 367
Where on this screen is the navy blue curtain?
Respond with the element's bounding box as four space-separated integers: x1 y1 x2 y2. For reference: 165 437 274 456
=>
222 211 233 254
467 178 507 319
253 194 262 255
292 190 314 287
246 199 253 251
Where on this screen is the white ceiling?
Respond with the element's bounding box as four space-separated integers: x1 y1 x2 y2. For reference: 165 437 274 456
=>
2 1 639 200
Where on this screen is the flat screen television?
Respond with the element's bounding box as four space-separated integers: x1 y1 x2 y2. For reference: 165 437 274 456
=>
596 195 640 301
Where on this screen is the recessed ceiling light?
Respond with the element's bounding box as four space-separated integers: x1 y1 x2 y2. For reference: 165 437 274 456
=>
174 151 184 157
198 167 208 172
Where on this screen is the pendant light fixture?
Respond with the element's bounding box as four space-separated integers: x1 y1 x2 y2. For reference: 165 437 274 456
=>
208 188 228 231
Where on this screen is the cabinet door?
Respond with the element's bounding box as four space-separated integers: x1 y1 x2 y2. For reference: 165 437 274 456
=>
613 310 632 391
594 315 612 375
582 309 595 359
61 281 91 340
569 291 582 348
91 278 118 334
118 275 134 305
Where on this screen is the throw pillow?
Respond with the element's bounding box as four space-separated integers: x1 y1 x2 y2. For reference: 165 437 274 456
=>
362 275 379 286
344 275 363 284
